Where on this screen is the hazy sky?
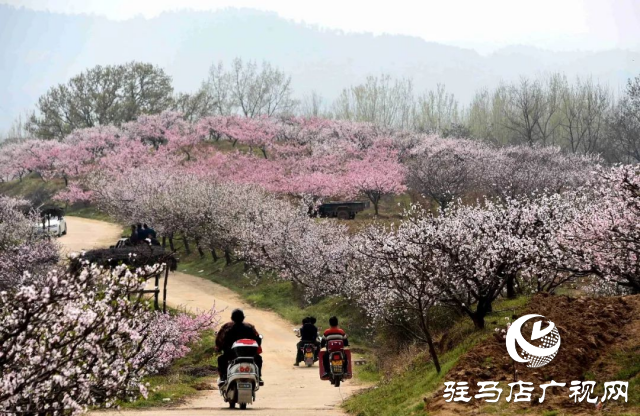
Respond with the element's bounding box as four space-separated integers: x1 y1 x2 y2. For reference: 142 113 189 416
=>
3 0 640 53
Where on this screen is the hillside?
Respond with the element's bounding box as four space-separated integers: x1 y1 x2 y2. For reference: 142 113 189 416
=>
346 294 640 416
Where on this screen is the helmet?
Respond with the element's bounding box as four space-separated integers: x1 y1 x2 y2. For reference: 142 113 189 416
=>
231 308 245 323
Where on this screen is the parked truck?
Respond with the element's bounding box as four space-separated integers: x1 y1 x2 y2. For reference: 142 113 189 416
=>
315 201 370 220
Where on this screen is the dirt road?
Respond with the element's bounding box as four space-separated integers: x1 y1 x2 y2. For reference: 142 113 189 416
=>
58 216 122 254
59 217 361 415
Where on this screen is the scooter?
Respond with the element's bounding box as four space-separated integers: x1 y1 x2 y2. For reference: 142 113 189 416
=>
319 334 352 387
294 328 320 367
218 339 261 409
301 343 316 367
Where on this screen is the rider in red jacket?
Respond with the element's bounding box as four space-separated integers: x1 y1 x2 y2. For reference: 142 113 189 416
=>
321 316 348 378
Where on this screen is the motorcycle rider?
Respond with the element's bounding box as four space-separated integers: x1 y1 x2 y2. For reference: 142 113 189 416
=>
294 316 319 366
321 316 349 378
216 309 263 385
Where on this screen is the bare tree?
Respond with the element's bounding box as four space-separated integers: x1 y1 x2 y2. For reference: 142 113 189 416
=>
608 74 640 163
332 74 414 129
173 89 217 122
413 84 460 134
202 62 235 116
1 112 32 143
501 78 547 146
535 74 563 146
299 91 326 118
560 77 613 154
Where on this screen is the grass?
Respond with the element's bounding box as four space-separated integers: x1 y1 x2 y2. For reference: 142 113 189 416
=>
343 337 481 416
612 346 640 406
0 174 65 205
342 296 530 416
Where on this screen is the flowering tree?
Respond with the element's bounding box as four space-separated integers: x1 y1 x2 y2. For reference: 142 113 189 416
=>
351 222 442 372
407 136 488 211
488 145 599 199
559 165 640 294
0 262 218 414
346 145 406 215
236 193 353 293
0 196 59 289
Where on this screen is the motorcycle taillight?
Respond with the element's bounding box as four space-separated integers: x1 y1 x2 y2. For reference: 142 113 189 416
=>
332 353 341 361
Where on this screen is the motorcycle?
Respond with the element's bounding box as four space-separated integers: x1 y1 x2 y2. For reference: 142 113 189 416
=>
294 328 319 367
319 334 352 387
218 338 261 409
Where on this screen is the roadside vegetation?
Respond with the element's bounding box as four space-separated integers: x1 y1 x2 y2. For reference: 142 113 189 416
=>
119 329 218 409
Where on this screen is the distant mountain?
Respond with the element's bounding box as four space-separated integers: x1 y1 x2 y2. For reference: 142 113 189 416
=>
1 5 639 131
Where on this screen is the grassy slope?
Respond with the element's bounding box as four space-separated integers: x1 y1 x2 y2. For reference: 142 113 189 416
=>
0 175 112 221
343 297 530 416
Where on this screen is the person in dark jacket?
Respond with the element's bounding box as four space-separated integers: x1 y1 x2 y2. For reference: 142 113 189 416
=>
137 223 148 241
294 316 319 366
143 223 157 238
216 309 263 384
143 223 159 245
129 225 140 245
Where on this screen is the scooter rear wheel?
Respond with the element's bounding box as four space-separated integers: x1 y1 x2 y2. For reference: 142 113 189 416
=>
240 403 247 410
334 379 341 387
229 401 236 409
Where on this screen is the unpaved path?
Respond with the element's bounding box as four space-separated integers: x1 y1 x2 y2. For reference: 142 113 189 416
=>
58 216 122 254
59 217 361 415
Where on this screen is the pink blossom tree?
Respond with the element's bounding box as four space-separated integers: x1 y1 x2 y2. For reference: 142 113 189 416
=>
559 165 639 294
346 145 407 215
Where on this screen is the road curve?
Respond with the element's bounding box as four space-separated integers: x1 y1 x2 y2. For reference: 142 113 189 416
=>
59 217 362 415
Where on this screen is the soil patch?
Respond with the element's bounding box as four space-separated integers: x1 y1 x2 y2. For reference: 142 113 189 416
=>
425 293 640 415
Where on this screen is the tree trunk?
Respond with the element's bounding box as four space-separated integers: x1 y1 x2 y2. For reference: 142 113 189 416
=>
211 249 218 262
162 236 166 248
182 235 191 255
168 235 175 251
425 331 442 373
506 274 517 299
225 249 232 265
197 244 205 258
470 312 486 330
468 298 492 329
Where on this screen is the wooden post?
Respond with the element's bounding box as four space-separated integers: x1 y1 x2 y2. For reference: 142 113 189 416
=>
163 266 169 313
154 272 160 311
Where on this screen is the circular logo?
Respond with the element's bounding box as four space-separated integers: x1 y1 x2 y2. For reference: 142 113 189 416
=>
506 314 561 368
